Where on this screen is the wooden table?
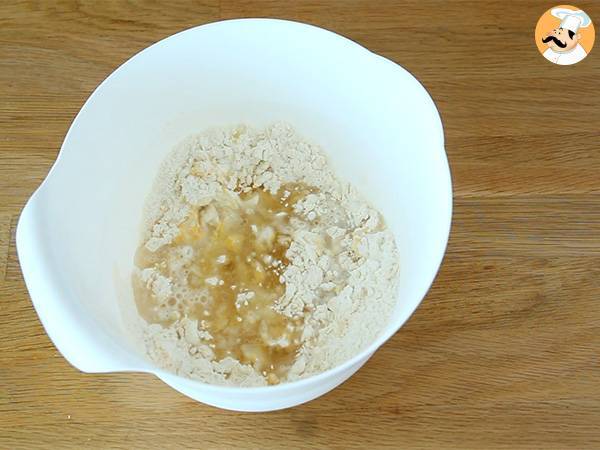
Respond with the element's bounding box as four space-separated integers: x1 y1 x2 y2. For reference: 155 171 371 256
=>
1 1 599 448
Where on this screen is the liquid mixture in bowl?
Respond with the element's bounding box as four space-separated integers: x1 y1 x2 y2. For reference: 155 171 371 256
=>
133 123 399 386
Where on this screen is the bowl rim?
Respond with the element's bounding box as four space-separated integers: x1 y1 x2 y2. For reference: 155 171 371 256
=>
21 17 453 394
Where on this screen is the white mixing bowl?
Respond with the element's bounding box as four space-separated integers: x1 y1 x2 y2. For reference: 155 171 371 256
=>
17 19 452 411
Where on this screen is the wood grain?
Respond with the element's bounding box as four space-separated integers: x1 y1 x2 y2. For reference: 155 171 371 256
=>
1 1 599 449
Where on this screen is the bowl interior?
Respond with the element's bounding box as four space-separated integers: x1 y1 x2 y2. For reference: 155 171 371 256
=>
25 19 450 376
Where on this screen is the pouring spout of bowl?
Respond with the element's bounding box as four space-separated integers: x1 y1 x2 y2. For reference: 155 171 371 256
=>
17 192 149 374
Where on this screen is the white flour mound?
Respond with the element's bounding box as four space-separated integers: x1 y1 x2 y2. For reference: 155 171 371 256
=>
134 123 400 386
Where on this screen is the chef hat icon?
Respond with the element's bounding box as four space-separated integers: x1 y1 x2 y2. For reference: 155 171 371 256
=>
551 8 592 33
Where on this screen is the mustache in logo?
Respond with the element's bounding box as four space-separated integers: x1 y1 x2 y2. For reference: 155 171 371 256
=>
542 35 567 48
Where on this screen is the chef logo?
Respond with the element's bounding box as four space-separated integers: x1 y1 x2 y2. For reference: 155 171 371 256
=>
535 5 594 65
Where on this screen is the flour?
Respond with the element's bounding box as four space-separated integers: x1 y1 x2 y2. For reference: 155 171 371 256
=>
133 123 400 386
